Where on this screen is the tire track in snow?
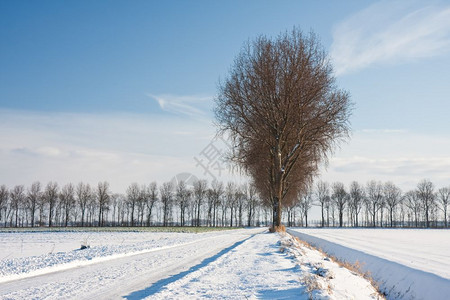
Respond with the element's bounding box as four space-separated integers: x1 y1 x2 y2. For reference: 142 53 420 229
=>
124 231 260 299
0 233 237 284
0 228 264 299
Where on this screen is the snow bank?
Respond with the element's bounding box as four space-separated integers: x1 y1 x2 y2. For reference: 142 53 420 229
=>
288 229 450 300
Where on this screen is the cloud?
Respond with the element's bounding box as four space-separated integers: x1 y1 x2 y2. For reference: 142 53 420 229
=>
331 0 450 75
332 156 450 176
359 129 407 134
319 129 450 190
148 94 213 118
324 155 450 191
2 110 449 194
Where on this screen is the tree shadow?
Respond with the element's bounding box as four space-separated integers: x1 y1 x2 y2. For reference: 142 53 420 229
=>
124 234 256 299
257 286 308 299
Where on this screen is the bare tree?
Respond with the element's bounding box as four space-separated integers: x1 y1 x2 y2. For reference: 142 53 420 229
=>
136 185 146 226
225 182 236 227
205 180 222 227
215 29 352 229
417 179 435 228
298 189 313 227
0 185 9 226
193 180 207 227
10 185 25 227
146 182 158 226
176 181 191 227
214 181 224 227
332 182 347 227
384 182 401 227
324 195 332 227
44 182 58 227
60 183 75 227
315 181 330 227
206 189 214 226
116 194 126 226
404 190 421 227
246 183 258 227
127 183 140 227
286 202 298 227
27 182 41 227
160 182 174 227
97 182 110 227
87 195 97 226
235 185 245 227
110 193 119 226
437 187 450 227
366 181 383 227
349 181 364 227
76 182 91 227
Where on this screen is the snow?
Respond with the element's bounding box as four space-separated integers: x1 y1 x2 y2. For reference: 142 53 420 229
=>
288 228 450 300
0 230 249 282
143 232 379 299
0 228 381 299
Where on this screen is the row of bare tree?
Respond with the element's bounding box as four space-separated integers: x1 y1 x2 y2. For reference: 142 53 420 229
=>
0 178 448 228
0 180 269 228
293 179 449 228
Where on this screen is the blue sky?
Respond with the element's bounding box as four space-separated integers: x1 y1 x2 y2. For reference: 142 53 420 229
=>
1 0 450 193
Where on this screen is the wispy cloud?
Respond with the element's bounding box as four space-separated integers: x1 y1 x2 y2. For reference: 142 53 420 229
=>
319 129 450 190
325 155 450 190
148 94 213 118
331 0 450 75
11 146 66 158
332 156 450 176
359 129 407 134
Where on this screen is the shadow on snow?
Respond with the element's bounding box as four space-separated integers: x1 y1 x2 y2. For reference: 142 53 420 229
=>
124 234 257 299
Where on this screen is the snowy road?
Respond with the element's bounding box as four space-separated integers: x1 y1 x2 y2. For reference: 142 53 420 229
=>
0 228 381 299
142 231 379 299
0 228 263 299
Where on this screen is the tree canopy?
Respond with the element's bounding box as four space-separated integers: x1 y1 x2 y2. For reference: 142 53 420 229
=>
215 28 352 228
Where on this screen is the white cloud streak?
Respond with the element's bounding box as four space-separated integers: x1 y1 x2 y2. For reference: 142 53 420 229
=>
319 129 450 190
148 94 213 118
331 0 450 75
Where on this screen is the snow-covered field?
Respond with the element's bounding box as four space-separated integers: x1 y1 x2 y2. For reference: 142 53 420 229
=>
0 228 381 299
288 228 450 300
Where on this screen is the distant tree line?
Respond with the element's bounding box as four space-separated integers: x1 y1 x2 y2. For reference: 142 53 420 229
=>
0 179 448 228
292 179 449 228
0 180 270 228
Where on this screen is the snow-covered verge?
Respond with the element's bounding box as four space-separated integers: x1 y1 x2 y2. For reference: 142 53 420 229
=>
288 228 450 300
0 229 245 283
141 231 381 299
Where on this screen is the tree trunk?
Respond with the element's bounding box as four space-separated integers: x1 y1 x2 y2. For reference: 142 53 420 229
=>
390 209 394 228
272 200 277 227
197 202 201 227
321 204 324 227
272 196 282 228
